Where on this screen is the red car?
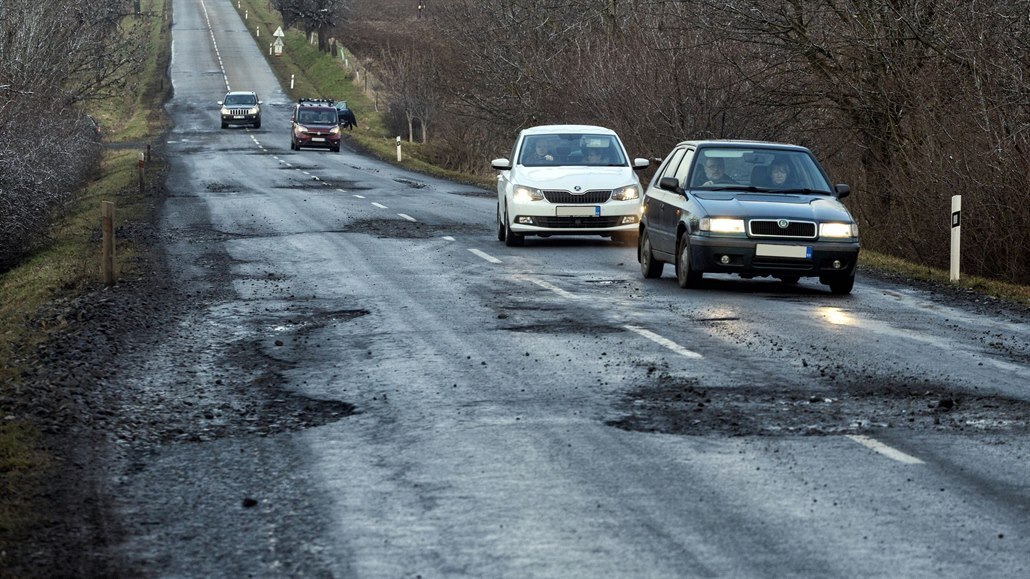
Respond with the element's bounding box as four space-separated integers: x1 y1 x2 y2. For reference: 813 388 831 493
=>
290 98 341 152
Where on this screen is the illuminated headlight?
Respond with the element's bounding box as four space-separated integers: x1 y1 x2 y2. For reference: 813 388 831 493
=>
220 107 231 115
699 217 745 234
330 126 341 135
294 125 307 135
612 185 640 201
248 107 260 115
819 222 859 238
513 186 545 203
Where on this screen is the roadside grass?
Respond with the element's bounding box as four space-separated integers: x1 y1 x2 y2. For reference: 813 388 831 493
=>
0 0 170 554
859 250 1030 306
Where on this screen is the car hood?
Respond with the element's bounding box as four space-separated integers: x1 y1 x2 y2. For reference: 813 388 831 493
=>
691 191 853 222
516 166 638 190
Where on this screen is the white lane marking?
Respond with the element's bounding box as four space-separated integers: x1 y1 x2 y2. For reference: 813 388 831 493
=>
846 435 924 465
371 202 388 209
353 194 365 199
524 277 578 299
442 236 455 241
337 188 349 193
623 325 704 359
398 213 417 222
468 249 502 264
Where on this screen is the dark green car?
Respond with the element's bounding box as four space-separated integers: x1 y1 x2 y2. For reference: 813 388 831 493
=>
638 140 860 294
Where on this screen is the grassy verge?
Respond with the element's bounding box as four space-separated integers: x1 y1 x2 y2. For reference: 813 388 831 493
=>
0 0 171 553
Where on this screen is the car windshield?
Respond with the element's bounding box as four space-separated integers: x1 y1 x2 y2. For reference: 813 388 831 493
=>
690 148 832 193
519 133 627 167
299 109 337 124
224 94 256 106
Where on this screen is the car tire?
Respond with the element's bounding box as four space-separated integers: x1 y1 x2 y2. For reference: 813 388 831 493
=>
496 203 506 242
221 122 228 129
332 146 340 152
254 120 261 129
779 275 800 284
503 207 524 247
675 235 703 289
639 229 664 279
827 271 855 295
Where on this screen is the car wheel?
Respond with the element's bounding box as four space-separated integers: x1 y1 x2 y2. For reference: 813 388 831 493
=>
675 235 703 289
779 275 800 284
221 122 228 129
332 146 340 152
254 120 261 129
496 203 506 242
639 229 664 279
503 207 524 247
827 271 855 295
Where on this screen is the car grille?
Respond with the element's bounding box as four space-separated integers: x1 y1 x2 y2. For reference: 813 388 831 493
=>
542 190 612 204
752 257 814 271
749 219 816 239
226 108 253 116
533 216 623 228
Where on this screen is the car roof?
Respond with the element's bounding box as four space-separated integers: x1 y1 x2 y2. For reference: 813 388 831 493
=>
677 139 812 152
225 90 257 96
520 124 618 136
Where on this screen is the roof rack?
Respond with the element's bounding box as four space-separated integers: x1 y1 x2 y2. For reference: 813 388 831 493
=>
298 97 334 106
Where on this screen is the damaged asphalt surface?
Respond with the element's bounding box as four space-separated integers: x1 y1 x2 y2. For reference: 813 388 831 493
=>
6 0 1030 576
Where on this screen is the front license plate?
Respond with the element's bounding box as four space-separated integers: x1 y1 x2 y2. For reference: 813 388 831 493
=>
311 137 326 142
556 206 600 217
756 243 811 259
232 115 244 119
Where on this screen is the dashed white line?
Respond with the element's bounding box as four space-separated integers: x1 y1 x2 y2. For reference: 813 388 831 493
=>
846 435 924 464
442 236 455 241
468 249 502 264
524 277 578 299
623 325 703 359
353 194 365 199
371 202 388 209
398 213 417 222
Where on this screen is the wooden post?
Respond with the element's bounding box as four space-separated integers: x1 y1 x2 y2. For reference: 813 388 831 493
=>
102 201 115 286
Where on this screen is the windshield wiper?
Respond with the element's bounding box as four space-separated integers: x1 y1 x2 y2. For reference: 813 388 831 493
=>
767 188 832 195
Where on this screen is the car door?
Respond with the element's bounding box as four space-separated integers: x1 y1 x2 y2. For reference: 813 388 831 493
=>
497 136 521 214
645 147 687 256
661 147 696 244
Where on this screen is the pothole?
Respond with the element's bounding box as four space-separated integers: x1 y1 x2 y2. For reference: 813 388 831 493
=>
346 218 488 238
607 372 1030 436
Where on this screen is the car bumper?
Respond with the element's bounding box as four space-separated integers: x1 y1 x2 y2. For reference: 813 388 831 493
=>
295 135 341 148
221 114 259 124
689 235 859 278
509 201 641 235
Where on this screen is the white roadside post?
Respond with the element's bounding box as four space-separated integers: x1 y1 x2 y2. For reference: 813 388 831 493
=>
396 136 402 162
290 74 295 89
950 195 961 282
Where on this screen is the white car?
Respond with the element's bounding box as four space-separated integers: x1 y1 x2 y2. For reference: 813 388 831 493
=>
492 125 650 246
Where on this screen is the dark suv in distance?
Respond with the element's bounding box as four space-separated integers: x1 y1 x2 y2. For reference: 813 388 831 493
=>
218 91 262 129
290 98 341 152
638 140 860 294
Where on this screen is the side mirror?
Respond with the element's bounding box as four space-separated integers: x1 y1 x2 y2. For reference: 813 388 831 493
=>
491 158 512 171
659 176 680 192
632 158 650 171
217 101 223 106
835 183 851 199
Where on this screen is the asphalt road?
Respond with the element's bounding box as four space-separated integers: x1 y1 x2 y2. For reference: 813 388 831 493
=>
97 0 1030 576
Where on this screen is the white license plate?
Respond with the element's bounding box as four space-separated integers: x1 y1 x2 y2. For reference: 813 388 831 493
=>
232 115 244 119
755 243 811 259
556 206 600 217
311 137 326 142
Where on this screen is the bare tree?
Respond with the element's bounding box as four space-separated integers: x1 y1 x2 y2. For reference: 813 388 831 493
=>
273 0 350 52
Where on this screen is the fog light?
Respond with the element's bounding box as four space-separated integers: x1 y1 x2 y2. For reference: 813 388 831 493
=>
621 215 639 224
720 255 731 264
517 216 534 225
833 260 842 269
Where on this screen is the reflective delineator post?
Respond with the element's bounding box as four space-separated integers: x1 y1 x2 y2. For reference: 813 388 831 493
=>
950 195 961 282
396 136 402 162
102 201 115 286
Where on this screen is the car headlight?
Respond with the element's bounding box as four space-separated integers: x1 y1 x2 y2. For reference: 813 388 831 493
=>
699 217 745 234
294 125 306 135
819 222 858 239
249 107 260 115
220 107 231 115
612 185 640 201
331 126 341 135
513 186 545 203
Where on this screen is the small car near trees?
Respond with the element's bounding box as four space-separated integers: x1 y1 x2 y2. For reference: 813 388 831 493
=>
290 98 342 152
638 140 860 294
491 125 650 247
218 91 262 129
